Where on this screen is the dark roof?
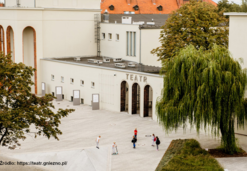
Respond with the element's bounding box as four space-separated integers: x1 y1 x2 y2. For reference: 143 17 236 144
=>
101 14 170 28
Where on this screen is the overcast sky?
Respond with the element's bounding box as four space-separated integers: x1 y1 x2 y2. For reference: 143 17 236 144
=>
0 0 244 5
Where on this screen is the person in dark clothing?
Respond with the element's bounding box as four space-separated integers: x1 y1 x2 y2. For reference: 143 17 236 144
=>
156 136 160 151
131 136 137 149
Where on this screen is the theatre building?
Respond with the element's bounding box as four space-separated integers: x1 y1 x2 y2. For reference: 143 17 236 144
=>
0 0 165 121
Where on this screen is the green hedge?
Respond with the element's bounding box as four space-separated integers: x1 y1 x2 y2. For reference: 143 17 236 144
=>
156 139 224 171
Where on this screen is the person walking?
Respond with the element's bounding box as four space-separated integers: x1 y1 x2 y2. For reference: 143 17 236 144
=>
134 128 138 139
131 136 137 149
156 136 160 151
112 142 117 154
152 134 155 146
96 135 101 149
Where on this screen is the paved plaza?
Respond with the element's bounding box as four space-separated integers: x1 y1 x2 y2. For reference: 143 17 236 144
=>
0 100 247 171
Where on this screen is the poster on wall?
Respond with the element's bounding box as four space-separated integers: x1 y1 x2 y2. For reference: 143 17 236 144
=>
42 83 45 90
93 94 99 103
74 91 80 98
57 87 62 95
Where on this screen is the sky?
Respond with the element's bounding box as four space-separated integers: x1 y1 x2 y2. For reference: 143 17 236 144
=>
0 0 243 5
213 0 243 4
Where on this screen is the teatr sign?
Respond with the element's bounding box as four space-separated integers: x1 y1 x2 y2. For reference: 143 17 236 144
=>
126 74 147 82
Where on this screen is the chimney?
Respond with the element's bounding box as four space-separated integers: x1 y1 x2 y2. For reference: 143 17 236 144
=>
127 0 131 5
103 10 109 23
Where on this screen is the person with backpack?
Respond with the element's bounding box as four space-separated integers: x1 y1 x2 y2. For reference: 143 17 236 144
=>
131 136 137 149
152 134 155 146
156 136 160 151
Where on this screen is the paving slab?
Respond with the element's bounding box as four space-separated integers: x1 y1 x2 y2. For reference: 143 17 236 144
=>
0 100 246 171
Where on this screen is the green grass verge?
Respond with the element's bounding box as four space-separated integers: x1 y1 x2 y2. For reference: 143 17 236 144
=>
156 139 224 171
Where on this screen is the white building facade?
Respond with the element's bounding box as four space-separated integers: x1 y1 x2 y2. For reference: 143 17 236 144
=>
0 0 164 121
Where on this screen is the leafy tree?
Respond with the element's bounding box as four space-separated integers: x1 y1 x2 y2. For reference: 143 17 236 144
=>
217 0 241 14
0 53 75 148
152 0 229 61
156 44 247 154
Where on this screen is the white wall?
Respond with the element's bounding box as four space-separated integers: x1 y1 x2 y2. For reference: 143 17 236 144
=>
100 23 140 63
40 59 163 121
100 23 162 67
141 29 162 67
229 15 247 70
42 10 99 58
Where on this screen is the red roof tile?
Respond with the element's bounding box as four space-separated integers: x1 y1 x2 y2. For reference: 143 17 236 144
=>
101 0 217 14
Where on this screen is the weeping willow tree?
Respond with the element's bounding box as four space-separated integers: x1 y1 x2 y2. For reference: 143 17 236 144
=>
156 44 247 154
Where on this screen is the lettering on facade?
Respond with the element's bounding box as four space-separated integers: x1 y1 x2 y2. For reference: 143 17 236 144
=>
126 74 147 82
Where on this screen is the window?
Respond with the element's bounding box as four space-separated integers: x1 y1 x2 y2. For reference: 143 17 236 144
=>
126 32 129 55
116 34 119 41
102 33 105 40
126 31 136 56
91 82 95 88
130 32 132 56
134 32 136 56
61 76 64 83
80 80 84 86
108 33 112 40
51 75 54 81
70 78 74 84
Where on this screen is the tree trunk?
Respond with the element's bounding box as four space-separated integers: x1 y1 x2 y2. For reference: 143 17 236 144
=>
220 118 237 154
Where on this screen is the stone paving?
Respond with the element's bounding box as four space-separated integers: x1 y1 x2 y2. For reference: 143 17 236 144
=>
0 100 247 171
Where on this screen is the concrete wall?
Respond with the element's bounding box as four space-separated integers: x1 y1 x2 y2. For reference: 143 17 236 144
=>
100 23 162 67
229 15 247 69
100 23 140 63
5 0 101 9
141 29 162 67
0 8 100 94
40 59 164 121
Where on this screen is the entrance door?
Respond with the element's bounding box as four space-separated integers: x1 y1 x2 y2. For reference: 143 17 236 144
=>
121 81 126 111
144 85 150 117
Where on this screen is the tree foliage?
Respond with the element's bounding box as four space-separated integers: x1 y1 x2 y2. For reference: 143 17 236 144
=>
156 44 247 154
152 0 229 61
218 0 247 14
0 53 75 148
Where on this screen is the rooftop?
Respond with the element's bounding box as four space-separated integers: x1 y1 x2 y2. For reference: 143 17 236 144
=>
45 57 162 76
100 0 217 14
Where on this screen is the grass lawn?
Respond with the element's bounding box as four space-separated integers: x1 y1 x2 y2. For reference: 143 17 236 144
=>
156 139 224 171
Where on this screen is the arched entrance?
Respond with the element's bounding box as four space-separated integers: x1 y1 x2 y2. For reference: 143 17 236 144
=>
0 26 5 54
132 83 140 114
120 81 129 112
144 85 153 118
23 26 37 94
6 26 14 61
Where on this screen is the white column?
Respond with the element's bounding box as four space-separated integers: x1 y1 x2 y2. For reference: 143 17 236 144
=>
139 85 144 117
128 82 132 115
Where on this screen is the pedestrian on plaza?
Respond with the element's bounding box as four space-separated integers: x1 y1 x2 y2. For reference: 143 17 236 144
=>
131 136 137 149
134 128 138 139
156 136 160 151
112 142 117 154
152 134 156 146
96 135 101 149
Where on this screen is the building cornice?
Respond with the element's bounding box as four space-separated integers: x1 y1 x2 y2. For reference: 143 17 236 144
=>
224 12 247 16
0 7 101 12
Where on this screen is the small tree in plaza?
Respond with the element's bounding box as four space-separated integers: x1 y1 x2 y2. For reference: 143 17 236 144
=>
152 0 229 61
0 53 74 148
156 44 247 154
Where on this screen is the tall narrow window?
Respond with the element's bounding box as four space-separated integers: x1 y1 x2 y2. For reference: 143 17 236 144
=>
126 32 129 56
134 32 136 56
130 32 132 56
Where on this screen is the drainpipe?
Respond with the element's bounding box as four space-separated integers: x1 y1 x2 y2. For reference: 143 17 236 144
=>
34 0 36 8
